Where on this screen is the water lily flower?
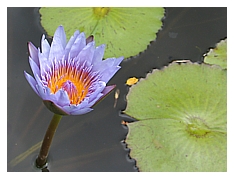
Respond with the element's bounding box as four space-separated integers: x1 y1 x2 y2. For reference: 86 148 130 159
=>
24 25 124 115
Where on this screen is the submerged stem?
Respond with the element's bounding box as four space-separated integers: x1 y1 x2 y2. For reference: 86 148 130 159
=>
36 113 62 168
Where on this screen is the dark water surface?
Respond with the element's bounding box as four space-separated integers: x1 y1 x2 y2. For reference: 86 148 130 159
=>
7 7 227 172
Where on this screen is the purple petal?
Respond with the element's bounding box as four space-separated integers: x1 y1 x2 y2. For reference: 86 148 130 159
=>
91 85 116 107
38 49 54 78
70 107 93 115
76 41 95 66
68 32 86 60
24 71 39 96
64 30 80 59
29 57 40 78
49 26 67 62
92 44 105 65
76 97 90 109
87 81 106 104
62 105 93 115
53 89 70 107
41 34 51 58
93 56 124 83
103 56 124 67
35 82 51 101
86 35 94 44
61 98 92 115
101 85 116 97
28 42 39 66
33 72 42 83
101 66 121 83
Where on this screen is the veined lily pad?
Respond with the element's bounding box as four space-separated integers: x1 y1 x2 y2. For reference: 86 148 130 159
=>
204 38 227 69
124 62 227 171
39 7 165 59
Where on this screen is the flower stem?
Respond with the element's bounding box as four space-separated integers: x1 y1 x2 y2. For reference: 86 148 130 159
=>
36 113 62 168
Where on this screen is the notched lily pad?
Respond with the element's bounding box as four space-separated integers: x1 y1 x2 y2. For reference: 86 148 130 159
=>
124 62 227 171
204 38 227 69
39 7 165 59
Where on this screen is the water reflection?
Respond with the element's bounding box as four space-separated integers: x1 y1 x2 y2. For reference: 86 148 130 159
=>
7 7 227 172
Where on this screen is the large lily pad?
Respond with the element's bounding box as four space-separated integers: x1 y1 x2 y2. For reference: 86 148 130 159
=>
39 7 165 59
204 38 227 69
124 62 227 171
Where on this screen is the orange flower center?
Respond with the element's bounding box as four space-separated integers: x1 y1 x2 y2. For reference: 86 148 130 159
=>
47 65 93 105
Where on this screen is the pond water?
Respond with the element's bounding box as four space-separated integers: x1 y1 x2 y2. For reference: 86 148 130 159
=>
7 7 227 172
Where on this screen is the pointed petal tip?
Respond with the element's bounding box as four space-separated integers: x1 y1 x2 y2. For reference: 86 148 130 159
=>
91 85 116 108
23 70 28 77
115 56 124 67
27 42 37 55
118 56 125 63
24 71 41 97
97 44 106 50
102 85 116 96
54 25 66 38
86 35 94 44
57 25 64 30
24 70 33 79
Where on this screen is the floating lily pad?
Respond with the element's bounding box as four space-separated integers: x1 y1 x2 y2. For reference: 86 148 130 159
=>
204 38 227 69
124 62 227 171
39 7 165 59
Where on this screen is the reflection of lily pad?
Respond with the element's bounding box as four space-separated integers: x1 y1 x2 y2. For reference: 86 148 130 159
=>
124 62 227 171
39 7 165 59
204 38 227 69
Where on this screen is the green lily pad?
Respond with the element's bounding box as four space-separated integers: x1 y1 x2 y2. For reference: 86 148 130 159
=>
124 62 227 171
39 7 165 59
204 38 227 69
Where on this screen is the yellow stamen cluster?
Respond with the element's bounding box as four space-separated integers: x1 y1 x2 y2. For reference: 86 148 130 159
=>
47 65 93 105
